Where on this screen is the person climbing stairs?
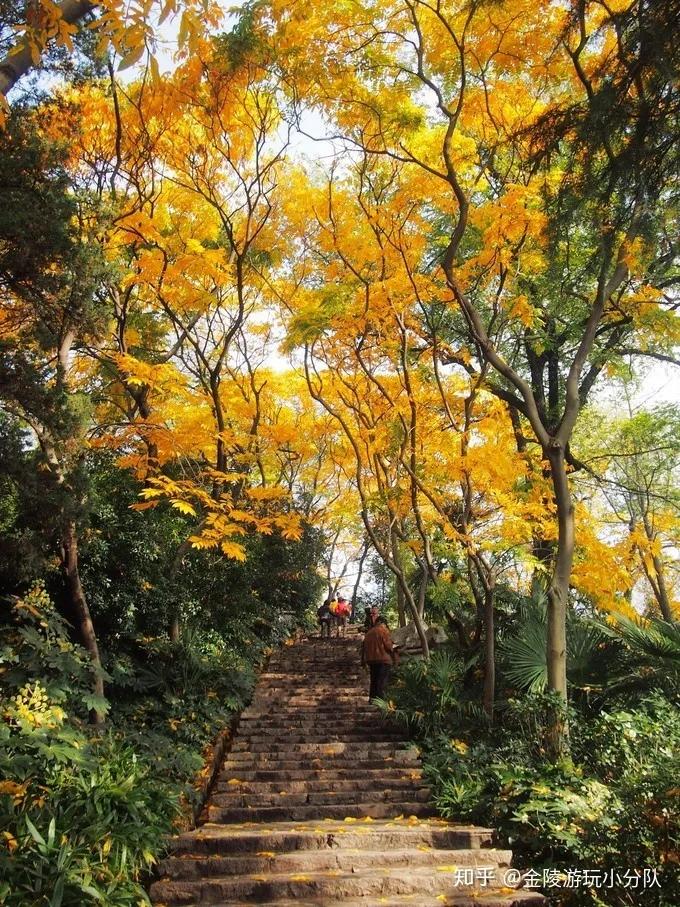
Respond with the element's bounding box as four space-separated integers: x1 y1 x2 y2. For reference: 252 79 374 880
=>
150 630 544 905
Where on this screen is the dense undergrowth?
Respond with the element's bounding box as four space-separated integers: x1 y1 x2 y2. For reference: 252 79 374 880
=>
0 584 274 906
380 618 680 906
0 446 323 906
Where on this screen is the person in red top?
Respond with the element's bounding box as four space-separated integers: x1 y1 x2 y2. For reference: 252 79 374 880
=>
336 596 350 636
361 617 399 702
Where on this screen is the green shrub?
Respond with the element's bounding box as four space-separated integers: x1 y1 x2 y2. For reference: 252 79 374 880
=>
0 584 259 906
383 649 484 737
0 733 179 906
382 654 680 905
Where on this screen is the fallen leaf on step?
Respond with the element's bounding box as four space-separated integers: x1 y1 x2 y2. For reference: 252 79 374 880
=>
255 851 277 858
416 844 432 851
436 896 447 903
343 817 357 823
437 865 458 872
227 779 241 785
289 874 311 882
362 816 374 823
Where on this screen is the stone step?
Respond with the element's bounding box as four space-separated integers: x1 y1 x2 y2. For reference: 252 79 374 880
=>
242 704 377 715
150 862 523 904
250 689 368 696
254 690 367 696
229 741 415 754
265 661 362 668
259 673 365 681
237 716 391 727
255 674 365 680
245 706 376 715
220 756 420 772
175 892 545 907
159 846 513 880
248 699 373 708
229 739 416 752
232 732 404 745
210 786 431 808
250 695 368 702
240 711 379 723
266 667 364 674
224 744 418 758
167 820 495 856
262 671 364 677
234 731 403 743
151 632 542 907
265 668 363 673
249 692 369 698
212 777 423 795
234 726 403 737
235 728 398 739
206 801 435 823
215 767 423 783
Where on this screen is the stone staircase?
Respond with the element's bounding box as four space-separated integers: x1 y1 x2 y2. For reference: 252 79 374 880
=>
151 631 543 906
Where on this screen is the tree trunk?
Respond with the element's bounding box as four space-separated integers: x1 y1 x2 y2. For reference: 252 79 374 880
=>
640 514 674 622
351 539 369 620
647 552 673 622
388 527 429 655
395 581 406 628
416 567 428 619
61 519 105 725
169 615 181 642
545 446 572 753
482 583 495 722
389 525 407 627
404 586 430 659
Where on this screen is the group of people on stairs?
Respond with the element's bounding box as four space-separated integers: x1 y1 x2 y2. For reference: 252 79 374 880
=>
316 598 400 703
316 595 351 637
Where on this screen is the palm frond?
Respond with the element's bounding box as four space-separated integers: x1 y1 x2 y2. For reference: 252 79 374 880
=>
499 614 548 693
499 607 611 695
596 614 680 697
